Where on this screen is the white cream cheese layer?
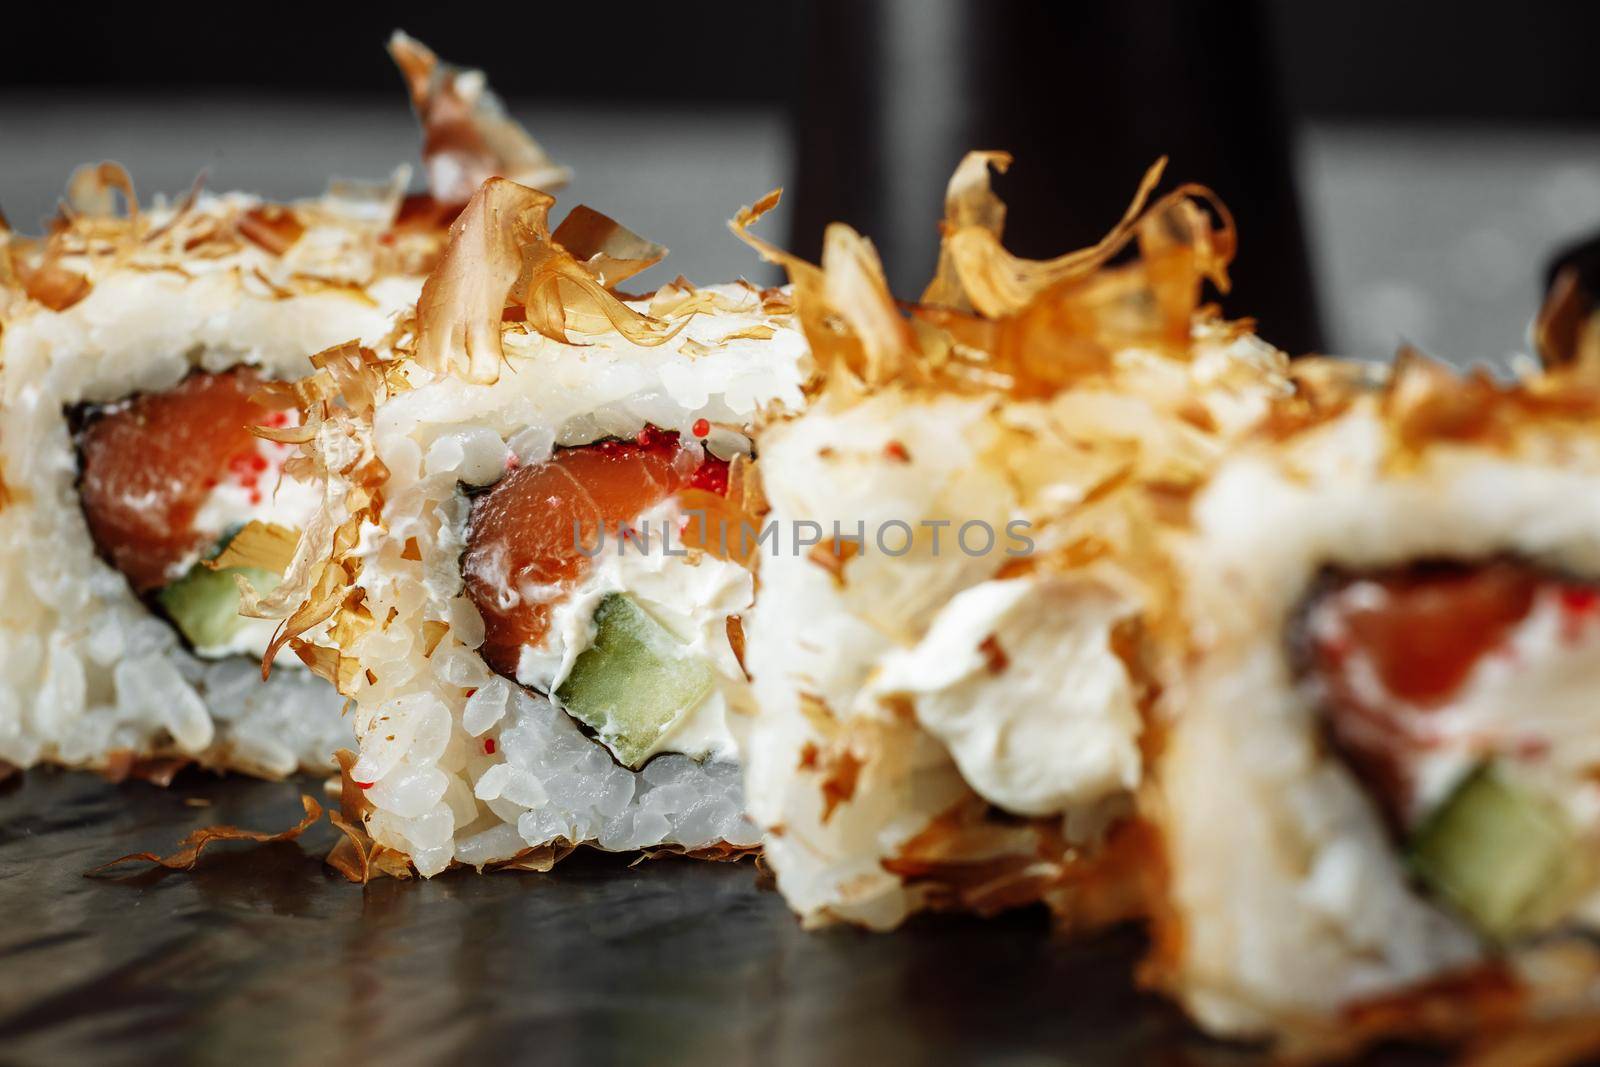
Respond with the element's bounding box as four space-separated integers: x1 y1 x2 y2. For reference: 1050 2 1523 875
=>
513 498 752 765
871 576 1143 817
183 432 323 660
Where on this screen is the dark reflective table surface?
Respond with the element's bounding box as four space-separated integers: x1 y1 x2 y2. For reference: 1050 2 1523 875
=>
0 770 1447 1066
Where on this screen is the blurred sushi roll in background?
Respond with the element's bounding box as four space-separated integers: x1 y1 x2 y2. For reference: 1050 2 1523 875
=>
0 171 432 780
0 34 559 780
731 154 1293 929
1145 354 1600 1056
258 176 810 876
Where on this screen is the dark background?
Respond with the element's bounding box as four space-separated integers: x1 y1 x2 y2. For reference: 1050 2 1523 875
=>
4 0 1600 363
9 3 1600 117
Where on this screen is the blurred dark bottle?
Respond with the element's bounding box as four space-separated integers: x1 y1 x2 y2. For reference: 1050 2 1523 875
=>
788 0 1321 354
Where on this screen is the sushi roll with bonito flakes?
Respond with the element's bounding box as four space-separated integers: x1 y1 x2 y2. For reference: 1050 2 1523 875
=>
0 34 561 781
256 176 810 876
729 153 1293 929
0 171 430 781
736 151 1600 1057
1145 354 1600 1058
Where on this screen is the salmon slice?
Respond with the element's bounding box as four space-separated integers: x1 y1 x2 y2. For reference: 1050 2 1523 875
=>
77 368 271 593
462 427 728 678
1328 562 1540 708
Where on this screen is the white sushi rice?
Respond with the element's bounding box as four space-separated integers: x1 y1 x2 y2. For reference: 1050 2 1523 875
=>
326 284 811 874
1157 391 1600 1047
0 192 425 776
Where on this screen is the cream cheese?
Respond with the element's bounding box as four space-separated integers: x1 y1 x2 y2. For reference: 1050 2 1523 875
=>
870 576 1143 817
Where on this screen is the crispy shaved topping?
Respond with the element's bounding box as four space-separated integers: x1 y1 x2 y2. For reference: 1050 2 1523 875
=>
62 161 138 227
236 205 306 255
731 154 1235 399
209 521 301 574
550 204 667 290
415 177 554 383
415 178 682 385
1 36 534 325
85 794 322 875
388 31 570 207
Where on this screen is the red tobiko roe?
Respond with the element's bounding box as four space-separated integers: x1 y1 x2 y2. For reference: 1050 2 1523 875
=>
689 455 730 495
599 426 730 495
632 424 676 451
1560 585 1600 614
1559 584 1600 644
484 738 497 755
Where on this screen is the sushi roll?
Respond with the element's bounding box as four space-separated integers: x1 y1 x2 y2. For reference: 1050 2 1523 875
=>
730 154 1293 928
0 171 429 779
0 35 559 780
1145 354 1600 1056
259 176 810 875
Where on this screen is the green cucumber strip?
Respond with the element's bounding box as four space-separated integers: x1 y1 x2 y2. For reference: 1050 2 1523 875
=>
1408 766 1578 942
554 593 716 769
156 563 280 652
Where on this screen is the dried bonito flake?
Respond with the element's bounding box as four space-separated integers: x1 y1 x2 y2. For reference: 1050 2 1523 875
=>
243 341 398 686
1 162 445 328
62 160 139 226
731 190 922 395
326 750 416 883
732 154 1236 402
236 204 306 255
923 153 1232 321
10 160 141 312
2 34 552 330
416 177 681 385
85 794 323 875
388 31 570 207
1536 258 1600 378
415 178 553 383
208 520 300 574
551 204 668 290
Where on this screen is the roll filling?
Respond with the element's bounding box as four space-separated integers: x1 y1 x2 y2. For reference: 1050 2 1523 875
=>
462 426 749 769
1300 560 1600 941
73 368 314 658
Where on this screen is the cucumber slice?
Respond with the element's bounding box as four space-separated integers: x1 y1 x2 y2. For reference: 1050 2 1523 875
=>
554 593 716 769
156 563 280 653
1407 766 1577 942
